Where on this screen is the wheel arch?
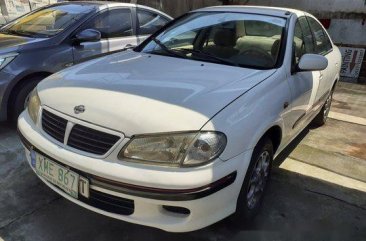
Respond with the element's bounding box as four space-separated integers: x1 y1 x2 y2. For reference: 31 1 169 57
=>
6 71 52 118
258 125 282 154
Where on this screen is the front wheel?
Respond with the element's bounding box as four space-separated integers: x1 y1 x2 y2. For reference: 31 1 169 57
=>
231 137 273 223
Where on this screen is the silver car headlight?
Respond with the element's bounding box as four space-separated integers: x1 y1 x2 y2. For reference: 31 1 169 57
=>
0 53 18 70
119 131 227 167
27 88 41 124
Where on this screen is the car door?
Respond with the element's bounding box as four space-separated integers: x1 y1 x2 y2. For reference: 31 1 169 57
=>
286 17 321 134
72 8 137 64
136 8 171 44
306 16 335 98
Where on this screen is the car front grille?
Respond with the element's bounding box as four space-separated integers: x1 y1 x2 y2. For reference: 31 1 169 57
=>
68 124 120 155
41 109 120 155
42 109 67 143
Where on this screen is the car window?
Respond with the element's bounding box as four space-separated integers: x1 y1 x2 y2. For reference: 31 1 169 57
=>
139 12 287 69
298 17 315 54
307 17 332 55
0 4 94 37
293 19 315 65
85 8 133 39
137 9 169 35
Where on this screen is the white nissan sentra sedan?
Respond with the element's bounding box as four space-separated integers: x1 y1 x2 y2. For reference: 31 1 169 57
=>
18 6 341 232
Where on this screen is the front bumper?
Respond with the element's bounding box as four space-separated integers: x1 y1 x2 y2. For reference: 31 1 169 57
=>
18 111 253 232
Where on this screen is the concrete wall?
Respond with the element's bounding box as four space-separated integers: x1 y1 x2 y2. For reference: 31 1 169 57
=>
117 0 222 17
327 19 366 46
245 0 366 18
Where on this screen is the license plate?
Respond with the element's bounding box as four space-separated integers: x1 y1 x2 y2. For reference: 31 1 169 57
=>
31 151 89 199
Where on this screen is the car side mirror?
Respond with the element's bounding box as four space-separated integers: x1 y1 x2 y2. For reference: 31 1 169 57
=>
74 29 101 43
297 54 328 72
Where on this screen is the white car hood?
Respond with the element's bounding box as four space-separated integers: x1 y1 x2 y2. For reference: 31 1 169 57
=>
38 51 276 136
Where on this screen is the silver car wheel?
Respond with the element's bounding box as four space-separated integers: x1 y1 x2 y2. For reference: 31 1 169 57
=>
247 150 270 210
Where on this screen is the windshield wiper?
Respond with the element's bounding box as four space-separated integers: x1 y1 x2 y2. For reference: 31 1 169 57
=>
179 48 239 67
151 38 187 59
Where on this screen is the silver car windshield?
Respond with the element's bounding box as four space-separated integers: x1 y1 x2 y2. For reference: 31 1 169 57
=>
140 12 287 69
1 4 94 38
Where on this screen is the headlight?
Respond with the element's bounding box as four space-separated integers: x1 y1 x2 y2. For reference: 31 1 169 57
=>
0 53 18 70
119 131 227 167
27 88 41 124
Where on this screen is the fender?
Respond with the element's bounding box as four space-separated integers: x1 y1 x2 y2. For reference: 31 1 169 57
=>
202 69 291 160
0 70 52 120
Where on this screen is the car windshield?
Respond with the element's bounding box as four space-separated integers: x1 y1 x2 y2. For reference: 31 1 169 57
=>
138 12 287 69
1 4 95 38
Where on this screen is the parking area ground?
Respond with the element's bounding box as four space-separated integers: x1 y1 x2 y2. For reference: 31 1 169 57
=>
0 82 365 241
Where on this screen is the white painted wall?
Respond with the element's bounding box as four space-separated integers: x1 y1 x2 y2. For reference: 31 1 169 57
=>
247 0 366 14
328 19 366 46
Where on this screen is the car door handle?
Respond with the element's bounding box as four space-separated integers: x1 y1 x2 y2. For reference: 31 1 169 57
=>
124 44 135 49
319 73 324 80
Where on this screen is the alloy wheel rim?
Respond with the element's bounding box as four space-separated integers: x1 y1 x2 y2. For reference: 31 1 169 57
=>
247 150 270 210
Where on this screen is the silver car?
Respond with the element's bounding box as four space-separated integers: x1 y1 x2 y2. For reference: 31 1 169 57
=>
0 1 172 121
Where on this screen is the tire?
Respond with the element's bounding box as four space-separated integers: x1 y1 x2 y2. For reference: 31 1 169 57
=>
231 137 273 224
9 77 41 122
312 89 334 127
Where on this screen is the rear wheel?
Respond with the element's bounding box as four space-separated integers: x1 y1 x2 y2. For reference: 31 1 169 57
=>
312 89 334 127
9 77 42 121
231 137 273 223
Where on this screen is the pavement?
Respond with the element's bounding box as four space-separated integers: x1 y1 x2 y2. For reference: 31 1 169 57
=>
0 81 365 241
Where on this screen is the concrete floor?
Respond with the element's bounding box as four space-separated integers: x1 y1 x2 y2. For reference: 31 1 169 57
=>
0 82 365 241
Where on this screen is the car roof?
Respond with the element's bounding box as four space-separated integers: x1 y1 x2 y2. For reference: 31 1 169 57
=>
51 1 172 19
194 5 305 18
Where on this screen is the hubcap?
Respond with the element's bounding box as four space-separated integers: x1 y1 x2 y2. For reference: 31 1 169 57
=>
247 151 271 209
323 92 333 121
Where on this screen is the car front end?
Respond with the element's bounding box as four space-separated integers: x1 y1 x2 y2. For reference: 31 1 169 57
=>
18 98 251 232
